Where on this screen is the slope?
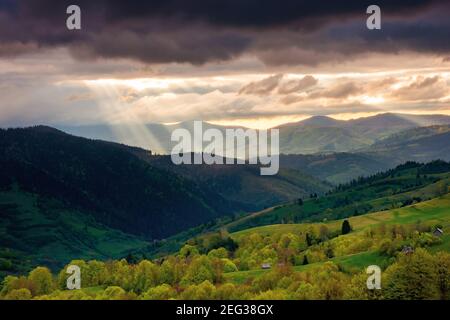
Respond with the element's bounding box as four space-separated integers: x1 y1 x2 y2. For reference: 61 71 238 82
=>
226 193 450 284
0 126 233 239
223 161 450 232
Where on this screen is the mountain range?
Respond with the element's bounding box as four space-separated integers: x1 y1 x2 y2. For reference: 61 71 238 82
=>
2 112 450 272
57 113 450 155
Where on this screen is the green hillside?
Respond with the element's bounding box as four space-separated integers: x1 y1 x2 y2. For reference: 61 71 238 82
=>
0 186 150 278
225 193 450 284
368 125 450 150
140 161 450 259
1 126 449 300
137 154 331 211
0 126 330 275
0 126 236 239
278 126 373 154
2 192 448 300
224 161 450 232
232 193 450 239
365 131 450 165
279 153 390 184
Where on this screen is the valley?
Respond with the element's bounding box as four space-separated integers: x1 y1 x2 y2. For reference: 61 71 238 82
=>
2 184 448 300
1 114 450 300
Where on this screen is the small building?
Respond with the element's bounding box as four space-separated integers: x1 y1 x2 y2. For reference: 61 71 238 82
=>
402 246 414 255
261 263 271 269
433 228 444 237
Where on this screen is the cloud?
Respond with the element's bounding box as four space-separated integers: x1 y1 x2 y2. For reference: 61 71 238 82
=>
280 94 305 105
238 74 283 95
0 0 449 66
316 81 361 99
278 75 318 94
390 76 449 101
365 77 397 91
239 74 318 96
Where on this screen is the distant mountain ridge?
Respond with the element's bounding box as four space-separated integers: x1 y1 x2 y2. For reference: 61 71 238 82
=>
57 113 450 155
277 113 450 154
281 113 450 129
278 124 450 184
366 125 450 150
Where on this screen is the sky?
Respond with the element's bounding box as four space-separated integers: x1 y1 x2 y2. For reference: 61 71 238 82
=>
0 0 449 129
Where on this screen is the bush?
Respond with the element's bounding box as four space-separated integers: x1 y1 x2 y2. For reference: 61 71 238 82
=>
142 284 176 300
28 267 54 296
222 259 238 273
100 286 127 300
181 280 216 300
4 288 32 300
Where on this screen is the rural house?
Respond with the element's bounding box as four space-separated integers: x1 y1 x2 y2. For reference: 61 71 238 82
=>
433 228 444 237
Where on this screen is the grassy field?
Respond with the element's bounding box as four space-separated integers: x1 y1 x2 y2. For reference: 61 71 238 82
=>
232 193 450 239
225 168 450 233
225 250 390 284
225 194 450 284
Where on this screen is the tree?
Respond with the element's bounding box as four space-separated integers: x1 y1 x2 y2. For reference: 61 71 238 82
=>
383 248 440 299
4 288 32 300
207 247 228 259
142 284 176 300
302 255 309 265
221 259 238 273
100 286 126 300
133 260 160 293
181 280 216 300
160 256 186 285
215 283 238 300
293 282 321 300
341 220 352 235
434 251 450 300
28 267 54 296
254 289 289 300
179 244 199 259
319 225 330 241
103 259 133 290
325 247 334 259
305 233 313 247
181 256 216 285
125 253 139 264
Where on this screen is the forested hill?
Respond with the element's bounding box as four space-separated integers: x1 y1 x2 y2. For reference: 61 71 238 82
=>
129 152 331 212
0 126 328 240
0 126 233 239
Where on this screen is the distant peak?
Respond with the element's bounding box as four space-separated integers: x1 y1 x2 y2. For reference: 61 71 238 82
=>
28 125 65 133
299 116 342 126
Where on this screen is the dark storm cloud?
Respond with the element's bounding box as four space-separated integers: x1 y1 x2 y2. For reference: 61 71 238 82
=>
7 0 438 28
0 0 448 65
